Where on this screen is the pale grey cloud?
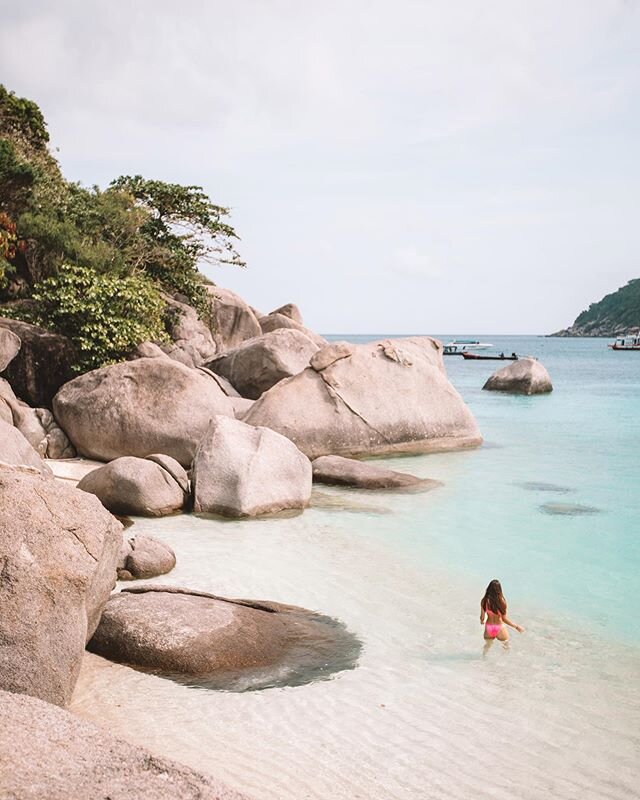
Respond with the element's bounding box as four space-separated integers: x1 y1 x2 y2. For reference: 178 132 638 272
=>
2 0 640 333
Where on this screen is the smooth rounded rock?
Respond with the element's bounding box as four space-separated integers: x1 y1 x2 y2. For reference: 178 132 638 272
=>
0 470 122 706
207 329 320 400
0 690 247 800
483 357 553 395
311 455 442 491
244 337 482 459
77 456 187 517
53 357 234 466
88 585 362 691
118 534 176 580
192 415 312 517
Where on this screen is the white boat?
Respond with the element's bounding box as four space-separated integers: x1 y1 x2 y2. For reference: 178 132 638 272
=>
609 333 640 351
443 339 493 355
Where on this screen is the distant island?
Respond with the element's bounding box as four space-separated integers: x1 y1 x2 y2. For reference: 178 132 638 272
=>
552 278 640 337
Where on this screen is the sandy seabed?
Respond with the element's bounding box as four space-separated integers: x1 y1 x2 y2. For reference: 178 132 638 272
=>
70 493 640 800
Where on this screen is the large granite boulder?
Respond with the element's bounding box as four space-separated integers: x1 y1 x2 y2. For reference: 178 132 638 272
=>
258 312 327 348
207 328 319 399
0 326 20 371
483 357 553 395
311 455 442 491
205 285 262 352
118 534 176 580
163 293 217 366
77 456 188 517
192 415 312 517
244 337 482 459
53 357 235 466
0 317 75 407
0 690 247 800
88 585 361 691
0 469 122 705
0 419 52 475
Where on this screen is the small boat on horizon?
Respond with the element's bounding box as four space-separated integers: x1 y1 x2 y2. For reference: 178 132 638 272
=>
462 352 518 361
609 333 640 351
443 339 493 355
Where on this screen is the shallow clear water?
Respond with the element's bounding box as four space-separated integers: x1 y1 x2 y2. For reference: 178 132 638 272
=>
71 335 640 799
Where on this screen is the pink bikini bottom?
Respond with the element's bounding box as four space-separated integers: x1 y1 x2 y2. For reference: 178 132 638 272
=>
485 624 502 639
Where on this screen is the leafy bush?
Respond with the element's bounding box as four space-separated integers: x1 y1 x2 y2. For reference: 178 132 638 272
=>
7 263 169 372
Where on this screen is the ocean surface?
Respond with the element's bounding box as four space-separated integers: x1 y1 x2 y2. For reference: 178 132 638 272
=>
71 335 640 800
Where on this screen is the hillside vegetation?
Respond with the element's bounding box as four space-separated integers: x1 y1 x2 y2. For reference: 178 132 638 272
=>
0 85 243 370
553 279 640 337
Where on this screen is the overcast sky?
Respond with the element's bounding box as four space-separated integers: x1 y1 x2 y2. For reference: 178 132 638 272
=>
2 1 639 334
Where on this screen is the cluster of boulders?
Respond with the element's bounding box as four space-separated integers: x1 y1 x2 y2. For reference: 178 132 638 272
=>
0 283 560 795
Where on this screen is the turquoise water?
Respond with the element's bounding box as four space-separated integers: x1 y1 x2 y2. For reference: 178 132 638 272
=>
329 334 640 644
71 334 640 799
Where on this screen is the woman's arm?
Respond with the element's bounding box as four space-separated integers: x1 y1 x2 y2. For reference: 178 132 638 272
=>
502 615 524 633
480 603 486 624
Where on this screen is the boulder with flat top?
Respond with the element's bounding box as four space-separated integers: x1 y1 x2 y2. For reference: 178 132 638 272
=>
243 337 482 459
88 585 361 691
311 454 442 490
482 357 553 395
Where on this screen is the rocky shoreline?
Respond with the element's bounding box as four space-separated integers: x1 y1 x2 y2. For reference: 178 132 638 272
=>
0 283 555 796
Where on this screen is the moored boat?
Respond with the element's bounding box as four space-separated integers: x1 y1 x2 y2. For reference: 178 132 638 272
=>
444 339 493 355
609 333 640 351
462 352 518 361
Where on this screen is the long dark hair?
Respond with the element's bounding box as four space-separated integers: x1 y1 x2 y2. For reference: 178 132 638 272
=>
481 579 507 615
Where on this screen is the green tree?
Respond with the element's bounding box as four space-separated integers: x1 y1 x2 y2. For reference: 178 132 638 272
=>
8 263 169 372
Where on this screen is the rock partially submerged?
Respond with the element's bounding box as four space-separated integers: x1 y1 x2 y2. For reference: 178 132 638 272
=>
192 415 312 517
539 502 601 516
312 455 441 491
88 585 362 691
207 328 319 400
53 357 234 466
483 357 553 395
0 470 122 705
77 456 188 517
118 534 176 580
0 690 248 800
244 337 482 459
0 317 75 407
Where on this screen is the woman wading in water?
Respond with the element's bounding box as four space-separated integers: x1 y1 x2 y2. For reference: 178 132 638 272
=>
480 579 524 655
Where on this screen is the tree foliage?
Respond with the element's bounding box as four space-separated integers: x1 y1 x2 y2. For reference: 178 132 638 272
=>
0 84 243 370
6 263 169 372
574 279 640 332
